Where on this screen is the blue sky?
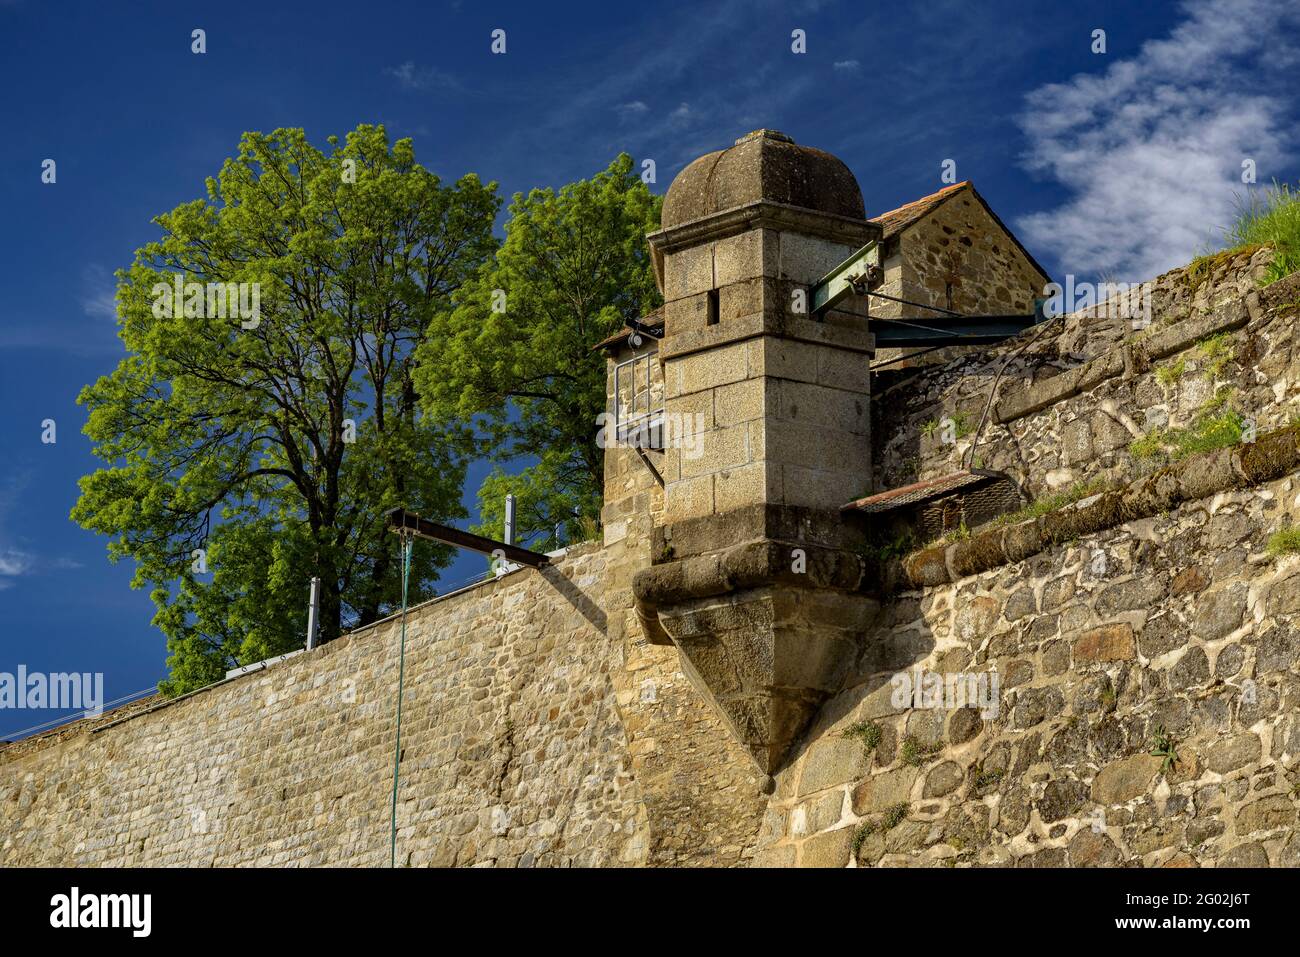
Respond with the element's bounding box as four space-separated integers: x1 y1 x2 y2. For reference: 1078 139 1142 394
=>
2 0 1298 737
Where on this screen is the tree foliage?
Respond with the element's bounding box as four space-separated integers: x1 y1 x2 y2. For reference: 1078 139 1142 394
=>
73 125 499 694
415 153 661 547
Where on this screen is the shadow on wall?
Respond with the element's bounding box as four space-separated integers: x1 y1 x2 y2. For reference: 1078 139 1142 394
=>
871 354 1042 496
540 565 608 634
779 606 939 780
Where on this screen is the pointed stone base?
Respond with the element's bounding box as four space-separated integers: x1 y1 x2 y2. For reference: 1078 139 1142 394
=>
634 535 879 774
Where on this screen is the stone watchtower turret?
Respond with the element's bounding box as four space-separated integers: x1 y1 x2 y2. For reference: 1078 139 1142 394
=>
630 130 882 776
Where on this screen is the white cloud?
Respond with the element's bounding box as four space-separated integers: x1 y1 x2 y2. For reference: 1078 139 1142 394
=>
384 62 459 92
668 103 695 128
616 101 649 119
1016 0 1300 281
833 60 861 73
0 547 31 578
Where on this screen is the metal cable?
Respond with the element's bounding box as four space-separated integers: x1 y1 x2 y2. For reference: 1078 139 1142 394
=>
963 311 1068 469
867 314 990 341
865 290 964 317
0 685 159 742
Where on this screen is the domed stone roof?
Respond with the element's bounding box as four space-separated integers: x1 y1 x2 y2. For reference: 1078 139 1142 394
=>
661 129 865 229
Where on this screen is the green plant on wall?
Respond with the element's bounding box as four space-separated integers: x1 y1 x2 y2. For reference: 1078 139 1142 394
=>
1197 333 1235 380
1129 404 1245 465
952 411 973 439
1224 183 1300 285
900 735 942 767
852 800 911 854
856 531 917 564
987 478 1109 529
1150 724 1179 775
1155 356 1186 388
842 719 883 754
1130 430 1168 461
920 412 972 443
881 802 909 830
972 765 1004 795
851 820 876 854
1266 526 1300 558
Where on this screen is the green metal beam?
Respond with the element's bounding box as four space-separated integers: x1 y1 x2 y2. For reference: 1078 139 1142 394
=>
870 315 1041 347
810 239 880 315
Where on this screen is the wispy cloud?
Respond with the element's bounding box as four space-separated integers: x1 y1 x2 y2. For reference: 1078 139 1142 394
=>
0 264 123 354
384 61 460 92
80 263 117 319
0 542 37 591
498 0 825 181
0 475 33 589
0 473 80 589
668 103 696 128
0 548 31 578
1016 0 1300 280
832 59 860 73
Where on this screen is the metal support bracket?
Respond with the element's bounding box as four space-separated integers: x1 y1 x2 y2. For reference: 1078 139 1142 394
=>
810 239 882 316
384 508 550 568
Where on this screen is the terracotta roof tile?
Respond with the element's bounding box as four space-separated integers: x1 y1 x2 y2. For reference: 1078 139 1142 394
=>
842 469 995 513
869 182 971 239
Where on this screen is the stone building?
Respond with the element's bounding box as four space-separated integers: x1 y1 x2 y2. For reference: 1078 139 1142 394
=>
867 180 1051 367
5 131 1300 869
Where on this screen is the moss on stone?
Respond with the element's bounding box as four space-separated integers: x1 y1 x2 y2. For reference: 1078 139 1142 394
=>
900 736 942 767
950 530 1007 579
903 545 949 587
843 719 883 754
1238 425 1300 484
1155 356 1186 387
1197 332 1235 379
1186 244 1268 294
1266 526 1300 558
896 422 1300 591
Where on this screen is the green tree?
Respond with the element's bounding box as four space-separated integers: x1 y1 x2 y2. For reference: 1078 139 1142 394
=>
415 153 661 547
73 125 500 695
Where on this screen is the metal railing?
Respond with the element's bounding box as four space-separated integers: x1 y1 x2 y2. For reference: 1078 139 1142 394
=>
613 350 664 448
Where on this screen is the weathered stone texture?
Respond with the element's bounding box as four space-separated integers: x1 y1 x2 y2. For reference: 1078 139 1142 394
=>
874 248 1297 501
758 467 1300 867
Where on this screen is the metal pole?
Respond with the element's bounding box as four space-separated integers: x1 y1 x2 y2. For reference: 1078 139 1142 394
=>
390 532 413 868
504 494 516 546
306 576 321 650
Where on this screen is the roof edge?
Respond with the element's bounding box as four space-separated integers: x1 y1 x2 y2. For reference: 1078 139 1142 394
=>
872 182 1052 286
